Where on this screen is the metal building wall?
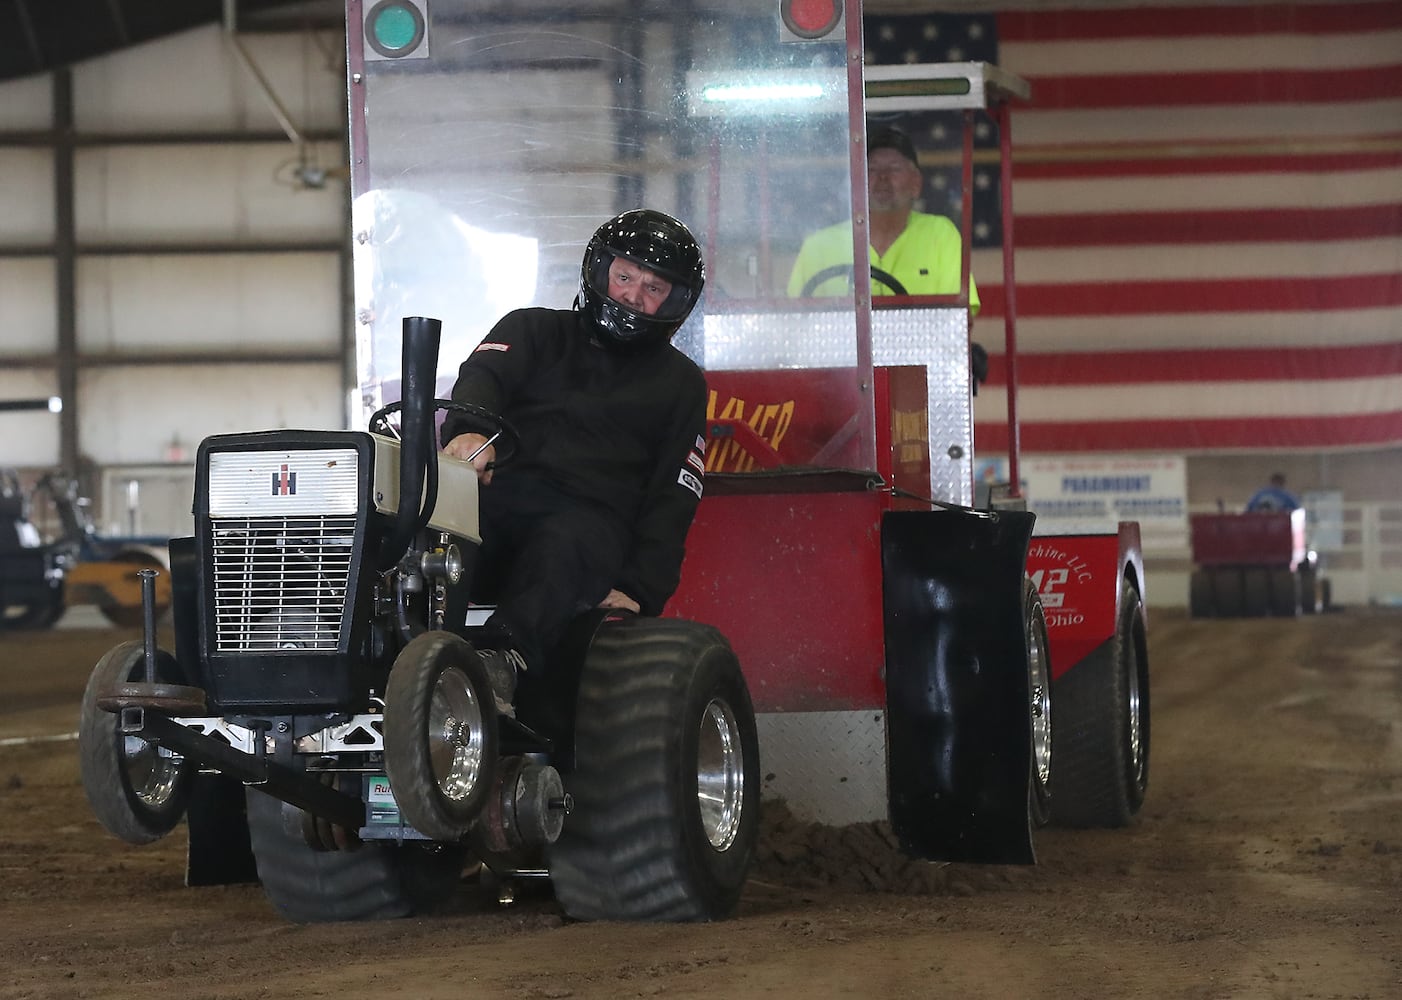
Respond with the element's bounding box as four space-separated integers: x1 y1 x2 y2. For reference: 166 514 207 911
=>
0 22 350 533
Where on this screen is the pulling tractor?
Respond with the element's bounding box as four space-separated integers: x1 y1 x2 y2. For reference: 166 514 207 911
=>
81 316 760 922
0 389 168 630
78 0 1150 922
1 468 68 630
0 469 171 630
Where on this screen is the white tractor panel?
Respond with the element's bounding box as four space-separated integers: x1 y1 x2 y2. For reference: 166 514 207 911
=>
77 253 340 352
79 363 344 464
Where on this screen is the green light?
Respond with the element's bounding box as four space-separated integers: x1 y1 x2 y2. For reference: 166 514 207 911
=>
372 6 418 51
365 1 425 59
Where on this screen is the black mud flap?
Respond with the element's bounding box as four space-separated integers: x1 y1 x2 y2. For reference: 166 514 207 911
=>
882 507 1036 865
186 773 259 886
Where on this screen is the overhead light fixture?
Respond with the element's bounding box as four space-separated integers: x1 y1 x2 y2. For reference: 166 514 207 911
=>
687 68 846 117
0 397 62 413
700 82 826 104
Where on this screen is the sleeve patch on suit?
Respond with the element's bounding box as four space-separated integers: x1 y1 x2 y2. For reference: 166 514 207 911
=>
686 435 707 473
677 468 703 499
474 342 510 353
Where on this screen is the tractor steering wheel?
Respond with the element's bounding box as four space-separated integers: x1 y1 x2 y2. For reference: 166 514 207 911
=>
369 398 522 470
798 263 910 298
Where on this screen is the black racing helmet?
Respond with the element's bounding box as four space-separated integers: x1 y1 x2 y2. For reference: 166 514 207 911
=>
577 209 705 352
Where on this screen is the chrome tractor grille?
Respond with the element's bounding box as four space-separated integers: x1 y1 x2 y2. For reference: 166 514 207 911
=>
210 515 355 651
205 448 361 654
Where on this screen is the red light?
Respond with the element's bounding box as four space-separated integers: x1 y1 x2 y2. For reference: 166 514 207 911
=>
781 0 842 39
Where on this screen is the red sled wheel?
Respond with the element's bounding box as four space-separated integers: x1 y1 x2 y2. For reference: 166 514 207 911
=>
1049 580 1150 827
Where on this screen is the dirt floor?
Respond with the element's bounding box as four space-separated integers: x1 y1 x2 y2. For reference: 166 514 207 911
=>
2 606 1400 999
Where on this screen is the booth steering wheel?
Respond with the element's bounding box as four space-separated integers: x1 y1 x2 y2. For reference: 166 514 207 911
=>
798 263 910 298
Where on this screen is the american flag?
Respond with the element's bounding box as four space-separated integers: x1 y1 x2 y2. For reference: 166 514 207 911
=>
868 2 1402 457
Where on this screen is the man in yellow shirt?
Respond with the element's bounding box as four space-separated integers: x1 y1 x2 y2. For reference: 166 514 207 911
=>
786 124 979 313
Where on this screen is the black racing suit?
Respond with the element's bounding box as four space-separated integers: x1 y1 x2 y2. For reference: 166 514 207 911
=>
440 306 708 672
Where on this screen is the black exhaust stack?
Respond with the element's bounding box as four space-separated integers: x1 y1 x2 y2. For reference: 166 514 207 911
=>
379 315 442 571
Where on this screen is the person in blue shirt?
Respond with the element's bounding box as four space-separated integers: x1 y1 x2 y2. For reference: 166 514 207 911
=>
1245 472 1301 513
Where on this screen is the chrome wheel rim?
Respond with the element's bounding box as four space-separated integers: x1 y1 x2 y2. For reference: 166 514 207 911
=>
697 698 744 851
1126 633 1146 783
428 665 485 804
123 735 182 809
1028 610 1052 789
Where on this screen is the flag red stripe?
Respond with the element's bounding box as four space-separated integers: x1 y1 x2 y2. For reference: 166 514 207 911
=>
982 343 1402 387
976 411 1402 453
998 3 1402 42
980 275 1402 317
980 3 1402 455
1012 147 1402 179
1025 65 1402 110
1015 204 1402 247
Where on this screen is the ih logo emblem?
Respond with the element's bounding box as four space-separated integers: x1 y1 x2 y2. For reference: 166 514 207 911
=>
272 464 297 496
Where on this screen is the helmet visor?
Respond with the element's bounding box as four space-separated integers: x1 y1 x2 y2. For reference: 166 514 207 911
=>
587 249 698 323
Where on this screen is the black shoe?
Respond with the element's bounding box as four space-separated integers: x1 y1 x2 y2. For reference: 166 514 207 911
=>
477 647 527 716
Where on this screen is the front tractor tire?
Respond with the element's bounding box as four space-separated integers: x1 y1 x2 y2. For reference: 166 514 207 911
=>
383 631 499 842
548 617 760 922
78 640 196 844
1050 580 1150 827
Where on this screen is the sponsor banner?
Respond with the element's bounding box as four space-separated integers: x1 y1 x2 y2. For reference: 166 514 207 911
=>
1022 454 1186 552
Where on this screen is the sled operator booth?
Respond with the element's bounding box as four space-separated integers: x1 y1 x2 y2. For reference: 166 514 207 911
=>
693 61 1016 506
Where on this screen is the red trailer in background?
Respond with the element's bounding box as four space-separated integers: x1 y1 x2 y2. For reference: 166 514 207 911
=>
1189 509 1329 617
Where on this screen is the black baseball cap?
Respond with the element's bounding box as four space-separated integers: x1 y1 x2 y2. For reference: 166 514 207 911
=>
867 125 920 168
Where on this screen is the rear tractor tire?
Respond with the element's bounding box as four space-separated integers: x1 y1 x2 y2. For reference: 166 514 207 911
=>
245 774 469 923
548 617 761 922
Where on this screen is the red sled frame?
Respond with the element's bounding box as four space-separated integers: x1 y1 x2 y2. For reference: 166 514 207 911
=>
669 53 1150 857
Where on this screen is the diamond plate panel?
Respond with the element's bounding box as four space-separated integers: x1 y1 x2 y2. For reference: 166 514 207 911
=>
701 310 858 370
700 308 972 504
756 710 888 826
